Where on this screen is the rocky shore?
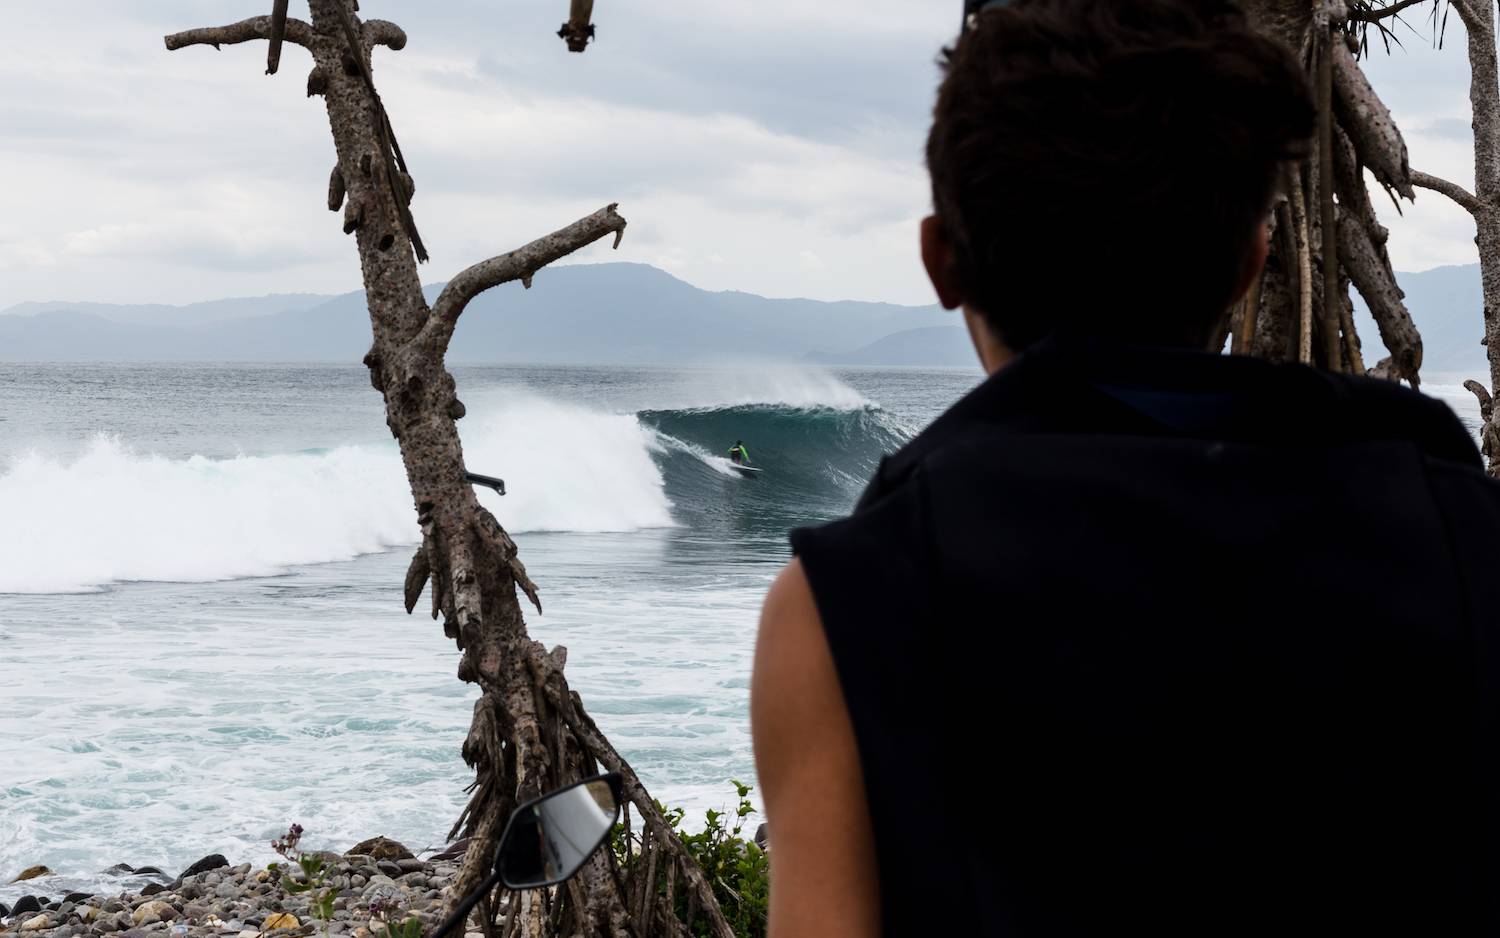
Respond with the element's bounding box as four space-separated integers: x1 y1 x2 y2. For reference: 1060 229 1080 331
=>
0 839 474 938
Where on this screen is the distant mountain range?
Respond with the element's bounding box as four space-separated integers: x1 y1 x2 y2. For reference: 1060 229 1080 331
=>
0 263 956 366
806 325 975 367
1 261 1489 372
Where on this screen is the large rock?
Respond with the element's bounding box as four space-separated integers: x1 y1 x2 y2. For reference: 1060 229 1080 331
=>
178 854 230 881
345 837 414 862
103 865 135 876
63 892 91 904
140 883 167 897
11 895 43 916
131 900 177 926
132 867 167 878
9 866 52 883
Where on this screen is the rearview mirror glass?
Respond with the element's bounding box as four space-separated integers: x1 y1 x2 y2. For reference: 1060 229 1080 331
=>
497 774 622 889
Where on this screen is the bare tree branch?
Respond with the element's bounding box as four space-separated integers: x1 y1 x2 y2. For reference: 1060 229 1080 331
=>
1287 168 1316 364
1338 204 1424 385
560 0 597 52
1465 378 1495 421
1318 26 1344 371
1331 36 1414 198
164 16 313 53
267 0 290 74
361 19 408 52
428 203 627 339
1349 0 1435 23
1412 169 1483 215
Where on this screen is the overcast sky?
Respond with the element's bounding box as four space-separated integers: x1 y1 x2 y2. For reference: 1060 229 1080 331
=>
0 1 1484 310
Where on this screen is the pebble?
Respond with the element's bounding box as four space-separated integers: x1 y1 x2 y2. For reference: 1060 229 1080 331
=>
1 850 477 938
131 901 176 927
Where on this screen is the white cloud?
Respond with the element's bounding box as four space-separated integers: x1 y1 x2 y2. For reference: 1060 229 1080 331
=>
0 0 1482 314
1359 11 1482 275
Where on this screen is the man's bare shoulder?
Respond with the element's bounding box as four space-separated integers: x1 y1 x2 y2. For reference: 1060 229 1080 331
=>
752 559 880 938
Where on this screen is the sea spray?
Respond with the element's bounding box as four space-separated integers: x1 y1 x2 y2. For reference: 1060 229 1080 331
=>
0 396 676 594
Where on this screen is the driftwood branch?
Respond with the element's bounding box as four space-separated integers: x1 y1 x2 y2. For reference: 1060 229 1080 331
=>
428 204 627 339
164 16 313 52
1412 169 1483 215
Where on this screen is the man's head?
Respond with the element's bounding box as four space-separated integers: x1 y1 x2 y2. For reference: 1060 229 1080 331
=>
923 0 1315 353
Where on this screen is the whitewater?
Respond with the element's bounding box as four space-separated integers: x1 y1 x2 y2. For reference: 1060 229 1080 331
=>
0 362 975 898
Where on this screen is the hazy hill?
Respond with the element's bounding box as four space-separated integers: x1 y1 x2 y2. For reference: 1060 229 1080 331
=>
1352 263 1485 377
2 293 327 328
808 325 974 367
3 261 1489 371
0 263 949 364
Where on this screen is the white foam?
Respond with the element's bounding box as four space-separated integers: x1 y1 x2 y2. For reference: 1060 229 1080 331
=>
649 432 744 478
0 396 674 594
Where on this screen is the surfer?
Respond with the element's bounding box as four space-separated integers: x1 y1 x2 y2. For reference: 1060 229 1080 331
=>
728 441 751 466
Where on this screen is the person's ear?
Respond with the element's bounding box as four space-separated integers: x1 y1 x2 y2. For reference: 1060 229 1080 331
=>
1232 220 1272 304
921 215 965 310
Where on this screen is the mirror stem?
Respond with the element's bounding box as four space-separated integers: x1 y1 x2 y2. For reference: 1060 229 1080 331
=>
428 867 504 938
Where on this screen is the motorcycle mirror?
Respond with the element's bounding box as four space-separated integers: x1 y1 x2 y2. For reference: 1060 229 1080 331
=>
426 774 625 938
496 773 624 889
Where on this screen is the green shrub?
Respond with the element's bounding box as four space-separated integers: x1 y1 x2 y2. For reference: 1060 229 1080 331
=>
616 780 769 938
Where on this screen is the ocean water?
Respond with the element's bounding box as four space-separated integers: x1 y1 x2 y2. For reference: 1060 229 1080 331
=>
0 362 976 901
0 360 1483 902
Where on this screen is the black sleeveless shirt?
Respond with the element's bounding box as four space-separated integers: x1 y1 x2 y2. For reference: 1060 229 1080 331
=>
791 339 1500 935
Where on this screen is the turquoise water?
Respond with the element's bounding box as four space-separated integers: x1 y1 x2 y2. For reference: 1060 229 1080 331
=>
0 361 979 899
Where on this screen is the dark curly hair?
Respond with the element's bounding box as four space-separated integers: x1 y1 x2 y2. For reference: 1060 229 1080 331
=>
927 0 1315 349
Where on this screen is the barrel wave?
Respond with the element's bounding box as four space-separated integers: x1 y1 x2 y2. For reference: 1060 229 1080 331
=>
0 390 917 593
640 402 915 541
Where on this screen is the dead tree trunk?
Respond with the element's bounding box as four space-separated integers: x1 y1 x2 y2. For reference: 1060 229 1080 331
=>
164 5 733 936
1408 0 1500 476
1238 0 1424 386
